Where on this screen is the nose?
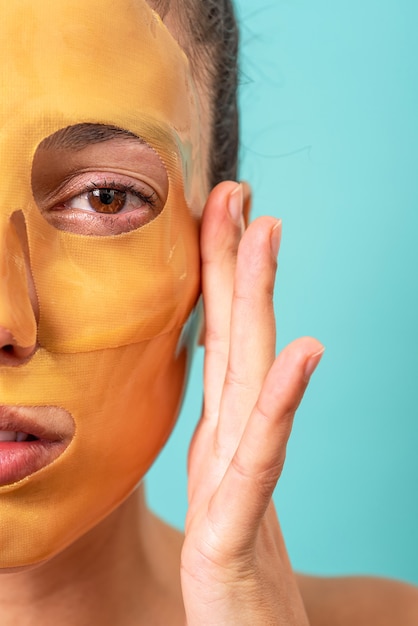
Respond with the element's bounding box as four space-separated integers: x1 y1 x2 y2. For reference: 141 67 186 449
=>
0 214 37 366
0 327 36 365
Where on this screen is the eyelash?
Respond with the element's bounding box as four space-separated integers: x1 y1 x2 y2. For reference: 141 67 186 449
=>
81 179 158 211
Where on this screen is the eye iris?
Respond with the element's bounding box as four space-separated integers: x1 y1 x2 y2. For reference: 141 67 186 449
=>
88 188 126 214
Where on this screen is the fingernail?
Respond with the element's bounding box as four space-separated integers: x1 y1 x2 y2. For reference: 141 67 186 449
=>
227 183 243 225
270 219 282 259
303 347 325 382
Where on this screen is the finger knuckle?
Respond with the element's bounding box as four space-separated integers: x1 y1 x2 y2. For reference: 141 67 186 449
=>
225 367 257 394
256 396 295 427
231 452 285 500
257 461 286 499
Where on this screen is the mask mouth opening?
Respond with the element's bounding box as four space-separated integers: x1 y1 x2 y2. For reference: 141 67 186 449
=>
0 405 75 488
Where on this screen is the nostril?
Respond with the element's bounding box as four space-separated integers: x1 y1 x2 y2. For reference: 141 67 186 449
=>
0 328 36 364
0 337 36 364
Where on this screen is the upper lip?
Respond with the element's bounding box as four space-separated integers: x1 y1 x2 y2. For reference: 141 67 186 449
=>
0 405 74 442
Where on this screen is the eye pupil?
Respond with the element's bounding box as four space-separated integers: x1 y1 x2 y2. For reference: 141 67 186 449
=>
96 189 114 205
88 188 126 214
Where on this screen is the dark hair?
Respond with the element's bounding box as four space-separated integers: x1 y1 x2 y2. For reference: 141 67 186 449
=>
151 0 239 189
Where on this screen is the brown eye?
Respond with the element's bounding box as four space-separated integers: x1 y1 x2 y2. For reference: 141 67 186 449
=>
88 188 126 214
32 127 169 235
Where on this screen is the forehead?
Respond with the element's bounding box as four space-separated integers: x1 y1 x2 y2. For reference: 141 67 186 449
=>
2 0 191 126
0 0 205 203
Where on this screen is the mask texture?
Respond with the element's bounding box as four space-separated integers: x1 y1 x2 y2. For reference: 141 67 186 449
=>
0 0 203 567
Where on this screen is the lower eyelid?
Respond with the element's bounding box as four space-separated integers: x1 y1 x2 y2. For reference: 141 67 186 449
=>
43 203 161 236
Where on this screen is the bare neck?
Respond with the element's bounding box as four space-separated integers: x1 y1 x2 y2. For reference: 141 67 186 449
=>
0 485 185 626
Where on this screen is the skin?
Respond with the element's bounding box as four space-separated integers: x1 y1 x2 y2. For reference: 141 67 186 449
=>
0 5 417 625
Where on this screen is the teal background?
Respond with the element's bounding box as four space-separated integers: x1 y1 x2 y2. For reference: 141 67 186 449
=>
148 0 418 584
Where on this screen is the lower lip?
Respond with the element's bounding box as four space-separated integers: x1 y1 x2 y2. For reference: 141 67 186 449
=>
0 440 66 486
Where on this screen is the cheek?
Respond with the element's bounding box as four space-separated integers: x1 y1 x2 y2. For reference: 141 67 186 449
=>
71 335 188 477
67 334 189 514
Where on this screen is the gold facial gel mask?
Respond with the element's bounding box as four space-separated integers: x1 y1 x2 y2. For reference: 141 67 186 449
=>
0 0 203 567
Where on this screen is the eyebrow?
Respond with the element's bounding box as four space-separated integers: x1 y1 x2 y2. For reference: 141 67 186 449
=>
39 123 144 151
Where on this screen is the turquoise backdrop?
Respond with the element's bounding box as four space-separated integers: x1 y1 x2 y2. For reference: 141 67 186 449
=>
147 0 418 584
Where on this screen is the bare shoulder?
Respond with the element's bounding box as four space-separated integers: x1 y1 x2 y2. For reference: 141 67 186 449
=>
297 572 418 626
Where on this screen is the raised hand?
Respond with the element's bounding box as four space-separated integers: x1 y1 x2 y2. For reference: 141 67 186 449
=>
181 181 324 625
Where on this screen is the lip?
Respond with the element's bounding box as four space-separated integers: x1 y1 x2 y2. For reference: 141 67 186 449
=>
0 406 75 487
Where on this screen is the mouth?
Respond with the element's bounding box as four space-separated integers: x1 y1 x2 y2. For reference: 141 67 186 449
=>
0 406 74 487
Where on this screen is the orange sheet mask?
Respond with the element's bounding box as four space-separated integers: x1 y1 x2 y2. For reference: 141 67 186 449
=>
0 0 203 567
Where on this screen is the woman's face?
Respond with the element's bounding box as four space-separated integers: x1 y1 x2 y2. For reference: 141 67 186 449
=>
0 0 208 568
